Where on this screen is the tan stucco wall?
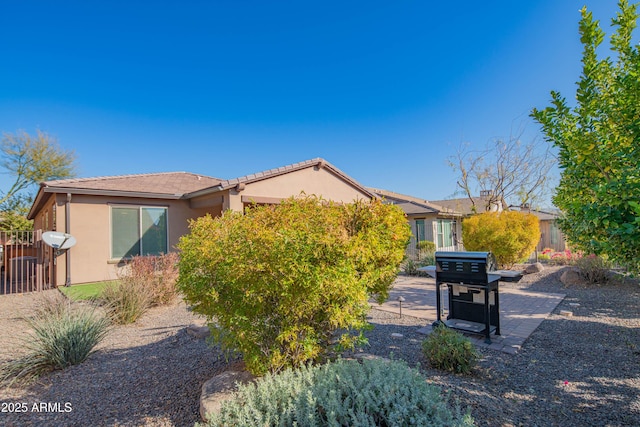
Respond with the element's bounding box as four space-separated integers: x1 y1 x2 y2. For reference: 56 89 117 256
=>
233 166 371 206
56 194 218 285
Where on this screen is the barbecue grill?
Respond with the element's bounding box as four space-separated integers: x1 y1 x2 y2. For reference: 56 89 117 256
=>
434 251 501 343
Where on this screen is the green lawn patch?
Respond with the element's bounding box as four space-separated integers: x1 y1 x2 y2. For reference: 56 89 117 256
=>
58 281 118 301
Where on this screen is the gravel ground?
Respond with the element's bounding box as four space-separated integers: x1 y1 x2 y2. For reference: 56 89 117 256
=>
1 266 639 426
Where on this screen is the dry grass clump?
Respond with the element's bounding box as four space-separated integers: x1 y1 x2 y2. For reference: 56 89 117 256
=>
102 253 179 324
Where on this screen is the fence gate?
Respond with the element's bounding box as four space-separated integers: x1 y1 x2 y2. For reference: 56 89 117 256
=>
0 230 54 295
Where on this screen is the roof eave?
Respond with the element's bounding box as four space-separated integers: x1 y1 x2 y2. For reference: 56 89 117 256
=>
27 184 49 220
45 186 184 199
28 186 186 220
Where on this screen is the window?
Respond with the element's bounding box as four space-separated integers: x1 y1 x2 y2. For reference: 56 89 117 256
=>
111 206 168 259
415 219 425 243
436 219 456 249
550 221 558 245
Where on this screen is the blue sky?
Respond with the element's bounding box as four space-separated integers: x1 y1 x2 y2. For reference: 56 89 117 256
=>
0 1 631 203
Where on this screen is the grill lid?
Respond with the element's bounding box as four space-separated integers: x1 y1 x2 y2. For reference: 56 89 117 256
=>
435 251 497 284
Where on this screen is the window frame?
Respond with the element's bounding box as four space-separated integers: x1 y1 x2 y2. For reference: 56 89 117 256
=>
415 218 426 243
109 204 169 260
436 219 456 249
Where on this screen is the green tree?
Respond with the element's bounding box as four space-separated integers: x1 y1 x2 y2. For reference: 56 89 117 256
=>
0 130 76 230
532 1 640 272
177 196 410 375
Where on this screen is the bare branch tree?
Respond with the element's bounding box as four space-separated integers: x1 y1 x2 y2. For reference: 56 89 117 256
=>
448 130 556 211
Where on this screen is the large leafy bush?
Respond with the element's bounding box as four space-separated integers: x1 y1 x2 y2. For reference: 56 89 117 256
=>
178 196 410 375
532 1 640 273
462 211 540 267
202 358 474 427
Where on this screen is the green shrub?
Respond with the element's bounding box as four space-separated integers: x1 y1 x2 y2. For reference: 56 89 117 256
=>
418 249 436 266
417 240 436 252
575 255 612 284
422 324 478 374
178 196 411 375
101 253 179 324
402 258 419 275
202 358 474 427
0 294 109 386
462 211 540 268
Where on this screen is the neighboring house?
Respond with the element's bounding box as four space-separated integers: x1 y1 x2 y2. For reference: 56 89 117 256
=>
430 192 569 254
509 205 569 253
369 188 464 255
430 190 507 215
27 158 375 286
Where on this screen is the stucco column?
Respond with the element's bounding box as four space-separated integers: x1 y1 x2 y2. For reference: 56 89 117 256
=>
226 190 244 212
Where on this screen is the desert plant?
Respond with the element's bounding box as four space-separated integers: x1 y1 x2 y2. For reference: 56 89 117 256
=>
402 258 419 275
575 255 612 284
422 324 478 374
462 210 540 268
418 249 436 266
202 358 474 427
0 294 109 386
178 196 411 375
100 279 152 324
101 253 179 324
121 253 180 305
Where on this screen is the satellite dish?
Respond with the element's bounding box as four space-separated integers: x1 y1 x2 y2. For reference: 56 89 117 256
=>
42 231 77 250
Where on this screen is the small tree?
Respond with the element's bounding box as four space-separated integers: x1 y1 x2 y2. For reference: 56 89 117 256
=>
0 130 76 230
532 1 640 272
462 211 540 268
177 196 410 375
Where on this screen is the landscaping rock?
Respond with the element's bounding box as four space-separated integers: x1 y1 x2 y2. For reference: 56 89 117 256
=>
200 368 256 421
525 262 545 274
560 268 584 287
347 353 391 363
186 324 210 339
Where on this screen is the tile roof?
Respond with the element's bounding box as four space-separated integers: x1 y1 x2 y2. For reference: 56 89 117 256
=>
368 188 461 216
430 196 505 215
41 172 222 196
215 158 330 189
186 158 375 198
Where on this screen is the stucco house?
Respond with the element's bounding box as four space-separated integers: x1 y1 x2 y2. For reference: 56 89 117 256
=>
370 188 464 256
430 193 568 254
27 158 375 286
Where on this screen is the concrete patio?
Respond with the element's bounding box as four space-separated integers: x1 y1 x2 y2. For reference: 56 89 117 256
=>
373 275 566 354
